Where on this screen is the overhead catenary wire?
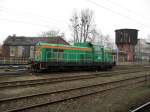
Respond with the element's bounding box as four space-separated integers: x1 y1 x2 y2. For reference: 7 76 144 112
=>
0 7 64 24
0 6 64 29
87 0 150 29
0 18 52 28
104 0 150 22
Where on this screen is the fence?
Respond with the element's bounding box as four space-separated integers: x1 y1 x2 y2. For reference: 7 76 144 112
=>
0 57 28 65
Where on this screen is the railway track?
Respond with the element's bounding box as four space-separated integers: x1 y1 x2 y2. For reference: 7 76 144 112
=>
0 64 146 78
130 101 150 112
0 68 149 89
0 72 149 112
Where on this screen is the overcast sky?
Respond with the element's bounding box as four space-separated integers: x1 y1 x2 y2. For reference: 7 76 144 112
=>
0 0 150 44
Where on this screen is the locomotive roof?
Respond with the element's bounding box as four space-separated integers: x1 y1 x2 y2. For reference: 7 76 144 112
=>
36 42 91 49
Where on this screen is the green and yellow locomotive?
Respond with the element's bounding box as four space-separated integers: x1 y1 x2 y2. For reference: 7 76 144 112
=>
31 42 115 72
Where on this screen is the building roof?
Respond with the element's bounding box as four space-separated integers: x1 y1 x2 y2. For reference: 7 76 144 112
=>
3 35 69 46
115 28 138 32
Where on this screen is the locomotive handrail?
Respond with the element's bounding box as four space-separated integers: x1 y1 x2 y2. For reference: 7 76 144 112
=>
46 51 93 62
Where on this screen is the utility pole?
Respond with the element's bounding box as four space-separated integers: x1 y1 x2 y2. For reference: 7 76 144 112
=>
116 47 119 65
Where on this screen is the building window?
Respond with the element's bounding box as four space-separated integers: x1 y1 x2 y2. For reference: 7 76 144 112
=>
10 46 16 57
129 36 130 43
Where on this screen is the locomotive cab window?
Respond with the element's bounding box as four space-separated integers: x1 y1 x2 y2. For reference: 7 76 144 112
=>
46 48 64 62
53 49 64 61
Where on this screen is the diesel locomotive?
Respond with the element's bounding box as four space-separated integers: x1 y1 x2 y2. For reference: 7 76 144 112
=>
31 42 115 72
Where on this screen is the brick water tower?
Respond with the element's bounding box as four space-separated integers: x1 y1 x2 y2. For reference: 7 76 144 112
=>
115 29 138 61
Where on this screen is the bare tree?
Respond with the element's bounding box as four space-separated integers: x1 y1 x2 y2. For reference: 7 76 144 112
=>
103 34 115 49
39 30 64 37
70 11 80 42
70 9 114 48
70 9 95 43
89 30 115 48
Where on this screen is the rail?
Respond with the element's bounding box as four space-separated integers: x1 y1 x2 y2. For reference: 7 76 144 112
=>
130 101 150 112
0 68 149 89
0 73 149 112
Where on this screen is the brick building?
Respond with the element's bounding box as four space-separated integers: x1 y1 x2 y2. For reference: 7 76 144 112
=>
2 35 69 58
0 45 2 57
115 29 138 61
